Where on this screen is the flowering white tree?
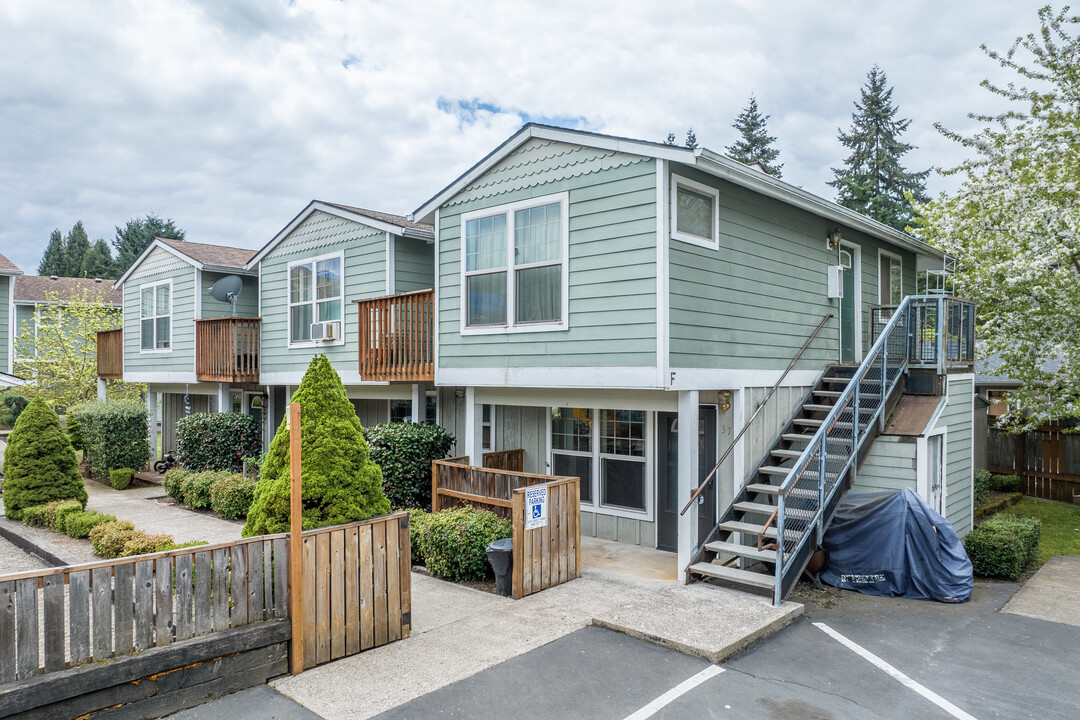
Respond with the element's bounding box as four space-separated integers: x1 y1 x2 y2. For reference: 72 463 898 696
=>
915 6 1080 430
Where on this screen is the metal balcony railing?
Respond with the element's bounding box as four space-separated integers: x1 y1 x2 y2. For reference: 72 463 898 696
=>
870 296 976 371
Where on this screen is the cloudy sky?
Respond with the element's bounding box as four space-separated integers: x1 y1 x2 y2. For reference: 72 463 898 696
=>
0 0 1041 273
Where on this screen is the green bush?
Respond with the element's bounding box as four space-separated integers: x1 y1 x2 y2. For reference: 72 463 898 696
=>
20 504 48 527
364 422 455 510
2 399 86 520
243 355 390 536
1 394 30 428
89 520 137 558
64 510 117 539
65 414 84 454
72 400 149 478
416 506 511 582
163 468 190 500
156 540 209 552
408 508 430 566
110 467 134 491
51 499 84 532
176 413 262 473
119 531 174 557
209 473 258 520
974 469 992 508
180 472 219 510
990 474 1021 493
964 514 1042 580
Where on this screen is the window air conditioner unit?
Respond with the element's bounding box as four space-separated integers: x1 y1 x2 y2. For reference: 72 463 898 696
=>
310 320 341 341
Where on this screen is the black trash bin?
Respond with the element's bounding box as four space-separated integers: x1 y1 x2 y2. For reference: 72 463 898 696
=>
486 537 513 596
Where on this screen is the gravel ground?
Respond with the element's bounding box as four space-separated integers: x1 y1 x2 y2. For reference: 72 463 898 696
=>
0 534 51 575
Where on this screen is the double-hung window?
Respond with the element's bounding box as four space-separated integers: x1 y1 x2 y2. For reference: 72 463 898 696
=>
879 252 902 304
671 175 720 249
600 409 647 511
140 281 171 351
288 254 343 345
551 407 593 503
550 407 649 515
462 192 568 332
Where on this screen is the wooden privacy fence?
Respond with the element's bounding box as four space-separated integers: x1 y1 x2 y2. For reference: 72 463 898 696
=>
989 425 1080 503
299 512 411 670
482 449 525 472
0 534 289 683
431 460 580 599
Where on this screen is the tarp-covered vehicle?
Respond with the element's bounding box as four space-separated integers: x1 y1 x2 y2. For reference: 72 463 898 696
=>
820 488 973 602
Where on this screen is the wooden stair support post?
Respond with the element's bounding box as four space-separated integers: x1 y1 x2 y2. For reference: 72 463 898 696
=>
289 402 303 675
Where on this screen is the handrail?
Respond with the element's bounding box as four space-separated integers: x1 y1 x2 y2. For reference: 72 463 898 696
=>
679 313 834 516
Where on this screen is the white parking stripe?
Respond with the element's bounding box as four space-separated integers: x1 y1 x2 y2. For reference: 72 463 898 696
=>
813 622 978 720
621 665 725 720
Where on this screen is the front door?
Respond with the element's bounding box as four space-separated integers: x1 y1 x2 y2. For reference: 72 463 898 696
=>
656 407 718 552
928 435 944 514
247 393 267 450
840 247 856 363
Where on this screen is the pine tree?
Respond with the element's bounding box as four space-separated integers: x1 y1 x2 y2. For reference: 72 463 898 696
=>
726 95 783 177
112 214 185 276
38 229 66 276
62 221 91 276
242 355 390 536
829 66 929 231
664 128 699 148
2 398 86 520
81 239 115 279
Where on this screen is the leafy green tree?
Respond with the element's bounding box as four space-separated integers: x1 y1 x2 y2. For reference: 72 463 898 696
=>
915 6 1080 430
62 222 91 276
726 95 783 177
81 239 115 279
243 355 390 536
112 214 185 276
2 398 87 520
830 65 929 231
38 229 66 276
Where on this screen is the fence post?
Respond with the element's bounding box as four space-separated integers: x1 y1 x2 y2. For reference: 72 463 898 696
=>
511 490 524 600
289 402 304 675
431 461 440 513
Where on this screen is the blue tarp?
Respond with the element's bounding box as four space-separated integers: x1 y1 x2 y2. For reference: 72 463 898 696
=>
821 489 973 603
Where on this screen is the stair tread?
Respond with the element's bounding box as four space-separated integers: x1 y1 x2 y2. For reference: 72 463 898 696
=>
734 501 778 515
813 390 844 398
744 483 818 500
705 541 778 562
802 404 835 412
770 448 804 459
792 418 823 426
689 562 775 588
759 465 794 476
718 520 804 540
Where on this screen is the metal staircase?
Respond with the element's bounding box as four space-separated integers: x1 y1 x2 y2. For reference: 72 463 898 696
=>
686 295 952 605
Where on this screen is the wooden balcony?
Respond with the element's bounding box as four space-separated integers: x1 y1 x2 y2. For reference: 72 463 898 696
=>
357 289 434 382
96 328 123 380
195 317 260 383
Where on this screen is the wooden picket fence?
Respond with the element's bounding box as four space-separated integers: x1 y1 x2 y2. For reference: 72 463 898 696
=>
988 425 1080 503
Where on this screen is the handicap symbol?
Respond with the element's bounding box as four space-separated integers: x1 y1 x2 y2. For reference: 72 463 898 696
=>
532 505 542 519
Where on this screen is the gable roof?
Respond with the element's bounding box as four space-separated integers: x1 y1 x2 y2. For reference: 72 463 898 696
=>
246 200 434 270
410 123 943 260
14 276 122 306
114 237 257 288
0 251 22 275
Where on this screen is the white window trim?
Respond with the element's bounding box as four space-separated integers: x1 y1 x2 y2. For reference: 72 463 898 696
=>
459 191 570 336
287 251 346 349
139 279 173 354
878 248 903 305
481 404 495 451
670 174 720 249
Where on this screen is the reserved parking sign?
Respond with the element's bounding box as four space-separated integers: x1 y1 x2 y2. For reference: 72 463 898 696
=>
524 485 548 530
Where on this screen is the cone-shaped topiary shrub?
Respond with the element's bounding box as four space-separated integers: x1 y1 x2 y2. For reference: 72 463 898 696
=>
242 355 390 536
3 398 87 520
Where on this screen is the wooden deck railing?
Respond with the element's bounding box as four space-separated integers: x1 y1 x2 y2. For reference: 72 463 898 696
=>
357 289 434 382
482 449 525 472
431 460 557 518
96 328 123 380
195 317 260 383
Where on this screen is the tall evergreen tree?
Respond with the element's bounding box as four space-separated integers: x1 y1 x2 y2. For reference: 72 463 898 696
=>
829 66 929 231
81 239 115 279
38 229 66 276
62 221 91 276
112 214 185 275
726 95 783 177
664 128 699 148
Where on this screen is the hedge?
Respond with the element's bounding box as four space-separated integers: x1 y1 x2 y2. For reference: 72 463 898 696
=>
64 510 117 539
408 508 430 566
180 472 220 510
364 422 454 510
72 400 149 478
2 399 86 519
163 468 191 501
110 468 134 491
176 413 261 473
416 506 511 581
209 473 258 520
990 474 1021 493
964 514 1041 580
89 520 137 558
974 469 992 508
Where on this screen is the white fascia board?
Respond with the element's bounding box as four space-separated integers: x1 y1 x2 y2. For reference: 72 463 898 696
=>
113 239 201 289
437 366 661 390
259 370 391 386
124 371 199 384
470 385 678 413
410 124 696 223
668 367 824 390
694 151 944 260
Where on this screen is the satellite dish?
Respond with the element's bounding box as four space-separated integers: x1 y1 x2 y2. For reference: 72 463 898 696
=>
208 275 244 316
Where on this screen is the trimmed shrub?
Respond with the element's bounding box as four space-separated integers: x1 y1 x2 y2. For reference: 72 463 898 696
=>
408 508 430 566
163 468 191 501
964 514 1042 580
973 492 1024 522
157 540 209 552
974 469 992 508
42 498 80 530
244 355 390 536
176 413 262 473
64 510 117 539
110 468 134 491
364 422 454 510
119 531 174 557
20 504 48 527
2 399 86 520
1 394 30 428
990 474 1021 493
180 472 219 510
89 520 137 558
209 473 258 520
72 400 149 478
65 413 84 454
51 499 84 532
416 506 511 582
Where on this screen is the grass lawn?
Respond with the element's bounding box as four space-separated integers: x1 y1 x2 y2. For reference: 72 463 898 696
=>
1008 497 1080 564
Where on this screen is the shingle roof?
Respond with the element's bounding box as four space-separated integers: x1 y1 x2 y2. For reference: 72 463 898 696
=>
14 275 123 305
157 237 256 268
0 251 21 273
322 203 433 233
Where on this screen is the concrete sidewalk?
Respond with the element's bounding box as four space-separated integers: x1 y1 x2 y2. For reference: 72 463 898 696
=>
1002 555 1080 627
83 480 244 545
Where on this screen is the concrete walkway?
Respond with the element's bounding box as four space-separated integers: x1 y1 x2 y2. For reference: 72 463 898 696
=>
1002 555 1080 627
83 480 244 545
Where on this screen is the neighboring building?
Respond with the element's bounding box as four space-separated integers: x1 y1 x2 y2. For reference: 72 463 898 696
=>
0 251 23 382
12 275 122 359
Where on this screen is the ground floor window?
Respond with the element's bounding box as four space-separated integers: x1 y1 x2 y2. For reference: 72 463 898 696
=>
390 395 438 423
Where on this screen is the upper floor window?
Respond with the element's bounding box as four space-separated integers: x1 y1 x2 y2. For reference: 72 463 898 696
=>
671 175 720 249
140 281 171 351
461 193 568 333
879 252 902 304
289 254 343 345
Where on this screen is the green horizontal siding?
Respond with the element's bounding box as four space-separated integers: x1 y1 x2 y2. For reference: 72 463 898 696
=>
439 141 657 370
394 235 434 293
259 210 386 376
935 376 974 536
201 271 259 319
853 436 918 494
0 276 9 372
123 247 196 374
